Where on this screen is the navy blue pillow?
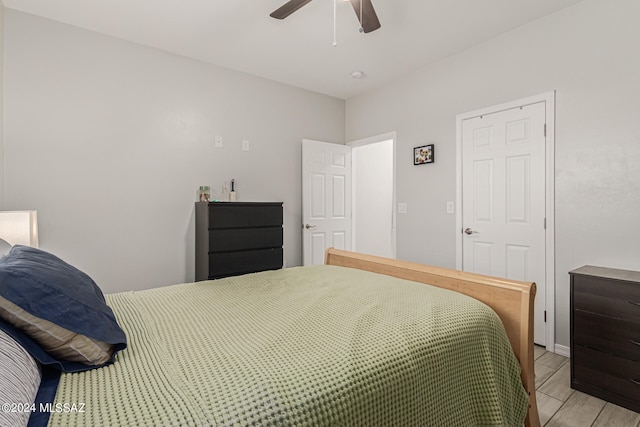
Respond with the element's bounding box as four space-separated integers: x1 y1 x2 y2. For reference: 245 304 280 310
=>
0 245 126 372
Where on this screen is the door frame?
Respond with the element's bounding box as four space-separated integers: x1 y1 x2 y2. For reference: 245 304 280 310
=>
347 131 397 259
455 91 556 353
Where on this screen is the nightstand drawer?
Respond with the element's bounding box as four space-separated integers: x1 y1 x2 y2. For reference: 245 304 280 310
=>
573 276 640 321
573 345 640 402
573 311 640 361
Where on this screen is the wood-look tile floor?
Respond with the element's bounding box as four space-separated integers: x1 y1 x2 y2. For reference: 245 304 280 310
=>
534 345 640 426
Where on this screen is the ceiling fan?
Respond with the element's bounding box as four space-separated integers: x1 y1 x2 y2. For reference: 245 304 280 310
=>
270 0 381 34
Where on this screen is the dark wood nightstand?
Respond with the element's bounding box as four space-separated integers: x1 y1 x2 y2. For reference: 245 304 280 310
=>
570 265 640 412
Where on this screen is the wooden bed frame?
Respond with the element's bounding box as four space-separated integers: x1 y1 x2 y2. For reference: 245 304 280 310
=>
325 248 541 427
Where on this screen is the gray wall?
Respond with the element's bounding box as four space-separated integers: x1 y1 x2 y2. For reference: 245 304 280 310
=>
4 0 639 350
3 10 345 293
346 0 640 349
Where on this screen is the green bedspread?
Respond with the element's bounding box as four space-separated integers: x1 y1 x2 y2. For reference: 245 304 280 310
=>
49 265 528 426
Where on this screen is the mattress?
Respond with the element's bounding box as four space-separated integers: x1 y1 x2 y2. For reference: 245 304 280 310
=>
48 265 528 426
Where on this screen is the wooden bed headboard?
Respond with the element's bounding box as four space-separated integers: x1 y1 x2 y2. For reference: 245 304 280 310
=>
325 248 540 427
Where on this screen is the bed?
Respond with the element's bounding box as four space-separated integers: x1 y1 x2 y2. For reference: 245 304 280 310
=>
0 246 540 427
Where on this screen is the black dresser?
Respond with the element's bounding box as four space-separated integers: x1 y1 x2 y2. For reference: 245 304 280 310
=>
195 202 283 280
570 265 640 412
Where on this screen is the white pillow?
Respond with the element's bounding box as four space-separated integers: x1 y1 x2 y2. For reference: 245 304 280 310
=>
0 329 42 427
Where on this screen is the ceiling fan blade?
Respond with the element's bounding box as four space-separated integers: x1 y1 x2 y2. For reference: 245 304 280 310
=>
349 0 381 33
270 0 313 19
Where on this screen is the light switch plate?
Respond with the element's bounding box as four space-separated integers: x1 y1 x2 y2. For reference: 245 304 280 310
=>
398 203 408 214
446 201 455 214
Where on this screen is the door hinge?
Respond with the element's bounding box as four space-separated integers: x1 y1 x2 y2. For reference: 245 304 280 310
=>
544 123 547 137
544 310 547 322
544 217 547 229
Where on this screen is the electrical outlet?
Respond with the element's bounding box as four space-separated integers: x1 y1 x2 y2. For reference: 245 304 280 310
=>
242 139 250 151
214 136 223 148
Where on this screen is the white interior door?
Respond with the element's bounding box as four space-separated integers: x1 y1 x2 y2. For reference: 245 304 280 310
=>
302 139 352 266
461 102 547 345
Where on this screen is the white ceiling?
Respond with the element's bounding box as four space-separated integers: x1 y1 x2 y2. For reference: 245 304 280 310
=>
3 0 583 99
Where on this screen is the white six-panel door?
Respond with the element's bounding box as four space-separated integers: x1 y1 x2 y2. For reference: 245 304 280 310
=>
302 140 352 266
461 102 547 345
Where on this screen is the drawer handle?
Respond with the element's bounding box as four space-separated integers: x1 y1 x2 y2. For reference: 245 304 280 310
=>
629 301 640 307
630 378 640 386
631 339 640 347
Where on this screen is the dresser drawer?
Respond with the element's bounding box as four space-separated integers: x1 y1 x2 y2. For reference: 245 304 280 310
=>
208 204 282 228
209 227 283 252
208 248 283 279
573 345 640 402
573 275 640 321
573 311 640 361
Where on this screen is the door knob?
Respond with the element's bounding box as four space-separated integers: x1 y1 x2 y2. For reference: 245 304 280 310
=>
464 228 478 235
304 224 316 230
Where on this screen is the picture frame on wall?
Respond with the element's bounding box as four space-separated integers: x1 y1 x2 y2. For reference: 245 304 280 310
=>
414 144 434 165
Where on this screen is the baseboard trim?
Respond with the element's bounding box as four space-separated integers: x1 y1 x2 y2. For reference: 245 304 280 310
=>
554 344 570 358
